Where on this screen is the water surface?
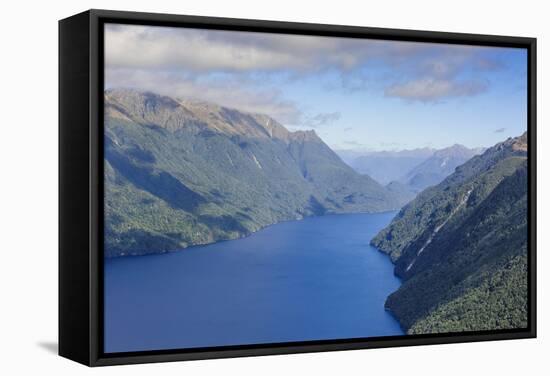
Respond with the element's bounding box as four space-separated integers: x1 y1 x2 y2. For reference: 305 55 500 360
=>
104 212 403 353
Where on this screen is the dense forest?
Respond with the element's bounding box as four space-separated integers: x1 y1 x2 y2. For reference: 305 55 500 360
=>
104 89 406 257
103 89 529 335
371 133 528 334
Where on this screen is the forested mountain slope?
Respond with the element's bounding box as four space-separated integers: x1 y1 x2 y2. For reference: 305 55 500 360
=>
371 133 528 333
401 144 484 193
339 148 434 185
104 89 403 257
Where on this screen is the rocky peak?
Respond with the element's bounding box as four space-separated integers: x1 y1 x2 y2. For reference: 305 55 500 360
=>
105 88 298 142
510 132 528 152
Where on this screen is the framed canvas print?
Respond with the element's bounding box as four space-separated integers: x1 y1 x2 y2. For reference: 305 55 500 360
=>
59 9 537 366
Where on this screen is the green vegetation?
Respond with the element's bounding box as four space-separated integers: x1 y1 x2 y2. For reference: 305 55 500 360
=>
371 133 528 334
402 144 484 193
409 255 528 334
104 89 403 257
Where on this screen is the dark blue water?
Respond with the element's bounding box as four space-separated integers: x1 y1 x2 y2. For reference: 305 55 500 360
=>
104 212 403 353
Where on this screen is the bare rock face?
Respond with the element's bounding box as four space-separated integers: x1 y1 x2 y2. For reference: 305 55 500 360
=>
105 88 294 140
510 132 528 152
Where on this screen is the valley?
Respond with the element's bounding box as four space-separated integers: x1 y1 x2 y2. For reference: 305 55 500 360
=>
371 133 528 333
104 89 405 257
103 88 529 337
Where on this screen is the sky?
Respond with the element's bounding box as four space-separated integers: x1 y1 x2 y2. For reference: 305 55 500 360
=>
104 24 527 151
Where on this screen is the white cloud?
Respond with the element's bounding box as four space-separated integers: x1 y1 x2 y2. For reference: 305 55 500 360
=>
105 24 486 75
104 23 506 107
105 67 302 124
105 24 367 73
385 78 489 102
303 112 342 128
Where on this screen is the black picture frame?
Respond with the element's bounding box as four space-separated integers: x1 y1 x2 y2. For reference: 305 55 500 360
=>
59 9 537 367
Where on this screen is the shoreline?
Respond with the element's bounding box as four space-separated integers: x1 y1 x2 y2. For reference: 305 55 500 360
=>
105 206 407 332
105 209 400 259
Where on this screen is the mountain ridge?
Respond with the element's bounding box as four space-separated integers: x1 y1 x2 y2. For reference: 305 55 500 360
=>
337 148 434 186
104 89 403 257
106 88 324 144
401 143 484 193
371 132 528 333
337 144 484 192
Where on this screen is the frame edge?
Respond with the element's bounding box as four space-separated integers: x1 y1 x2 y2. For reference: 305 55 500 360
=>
59 10 93 367
58 8 537 366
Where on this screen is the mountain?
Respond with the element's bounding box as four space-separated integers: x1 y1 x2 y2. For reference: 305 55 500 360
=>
104 89 403 257
402 144 484 192
337 148 435 185
371 133 528 334
385 181 416 203
335 149 372 166
337 145 483 193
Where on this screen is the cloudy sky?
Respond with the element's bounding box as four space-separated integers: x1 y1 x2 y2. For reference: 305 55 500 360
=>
104 23 527 151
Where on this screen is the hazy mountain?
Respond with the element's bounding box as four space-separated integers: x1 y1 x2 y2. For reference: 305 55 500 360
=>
336 148 435 185
337 145 482 191
104 89 403 257
371 133 528 334
335 149 372 166
402 144 484 192
385 181 416 204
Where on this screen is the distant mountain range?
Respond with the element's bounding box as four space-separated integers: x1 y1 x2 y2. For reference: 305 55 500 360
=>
104 89 405 257
401 144 484 193
371 132 528 334
337 145 484 194
337 148 435 185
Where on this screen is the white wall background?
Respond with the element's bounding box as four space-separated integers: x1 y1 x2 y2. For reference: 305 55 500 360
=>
0 0 547 374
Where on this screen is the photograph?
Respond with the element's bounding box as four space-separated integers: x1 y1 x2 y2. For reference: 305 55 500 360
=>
2 0 548 374
102 22 529 353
